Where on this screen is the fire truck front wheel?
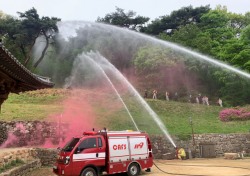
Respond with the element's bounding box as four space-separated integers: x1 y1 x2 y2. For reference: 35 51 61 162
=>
81 167 97 176
127 163 140 176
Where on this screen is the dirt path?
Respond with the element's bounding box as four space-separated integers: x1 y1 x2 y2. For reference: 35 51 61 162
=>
150 159 250 176
26 158 250 176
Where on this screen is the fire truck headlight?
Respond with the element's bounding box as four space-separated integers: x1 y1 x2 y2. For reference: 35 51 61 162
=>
64 156 70 165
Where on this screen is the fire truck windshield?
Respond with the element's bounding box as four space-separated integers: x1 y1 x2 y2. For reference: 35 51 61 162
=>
62 138 80 152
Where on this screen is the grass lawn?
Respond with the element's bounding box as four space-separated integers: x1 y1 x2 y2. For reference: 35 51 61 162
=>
146 99 250 135
91 91 250 135
0 89 67 121
1 88 250 135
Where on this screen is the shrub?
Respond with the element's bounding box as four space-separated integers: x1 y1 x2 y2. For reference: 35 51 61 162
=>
219 108 250 122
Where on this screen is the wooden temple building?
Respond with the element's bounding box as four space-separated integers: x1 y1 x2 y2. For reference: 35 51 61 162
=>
0 45 54 108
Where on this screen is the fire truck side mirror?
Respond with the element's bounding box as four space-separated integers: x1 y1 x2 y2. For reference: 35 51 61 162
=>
74 147 81 154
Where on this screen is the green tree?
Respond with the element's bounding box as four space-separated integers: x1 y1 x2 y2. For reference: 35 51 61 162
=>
97 7 149 31
134 46 176 72
18 8 61 68
228 12 248 32
133 45 201 96
0 7 61 68
143 5 210 35
240 25 250 71
160 24 213 54
200 5 229 28
241 24 250 43
211 24 250 72
0 15 25 61
156 5 250 105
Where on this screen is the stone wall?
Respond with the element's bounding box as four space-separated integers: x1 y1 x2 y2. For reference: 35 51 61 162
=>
0 148 57 176
34 148 58 166
150 133 250 159
0 121 249 159
195 133 250 156
0 121 68 147
0 148 57 167
0 148 36 168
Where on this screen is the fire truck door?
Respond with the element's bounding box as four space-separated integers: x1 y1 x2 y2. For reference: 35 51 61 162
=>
72 137 106 175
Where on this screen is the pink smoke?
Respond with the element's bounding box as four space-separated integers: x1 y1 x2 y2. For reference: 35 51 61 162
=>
0 123 27 148
0 133 18 148
43 89 99 148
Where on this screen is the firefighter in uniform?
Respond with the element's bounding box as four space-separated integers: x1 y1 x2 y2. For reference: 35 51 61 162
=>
175 147 186 160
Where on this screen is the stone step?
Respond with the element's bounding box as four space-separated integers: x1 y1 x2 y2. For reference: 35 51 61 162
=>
224 153 239 160
0 159 41 176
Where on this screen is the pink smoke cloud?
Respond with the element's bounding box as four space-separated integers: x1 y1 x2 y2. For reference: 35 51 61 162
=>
43 89 99 148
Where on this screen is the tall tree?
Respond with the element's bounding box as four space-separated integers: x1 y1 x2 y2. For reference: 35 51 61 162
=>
18 8 61 68
0 7 61 68
142 5 210 35
97 7 149 31
160 24 213 54
0 15 25 61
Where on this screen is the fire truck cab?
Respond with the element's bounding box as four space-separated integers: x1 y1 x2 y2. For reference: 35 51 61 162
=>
53 130 153 176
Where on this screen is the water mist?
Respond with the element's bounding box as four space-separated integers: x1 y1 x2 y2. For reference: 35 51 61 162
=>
79 51 176 148
52 21 250 149
78 53 140 131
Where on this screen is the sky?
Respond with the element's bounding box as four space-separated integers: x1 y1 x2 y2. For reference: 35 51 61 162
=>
0 0 250 22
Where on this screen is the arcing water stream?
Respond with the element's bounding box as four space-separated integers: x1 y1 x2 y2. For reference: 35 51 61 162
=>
57 21 250 79
51 21 250 148
139 35 250 79
90 51 177 147
79 52 140 131
75 51 176 147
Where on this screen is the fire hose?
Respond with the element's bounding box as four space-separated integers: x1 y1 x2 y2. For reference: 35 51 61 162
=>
153 161 250 176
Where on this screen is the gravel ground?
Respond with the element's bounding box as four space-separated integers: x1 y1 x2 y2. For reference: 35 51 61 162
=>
25 158 250 176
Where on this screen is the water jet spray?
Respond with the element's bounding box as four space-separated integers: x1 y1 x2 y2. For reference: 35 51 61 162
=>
90 51 177 148
79 53 140 131
56 21 250 149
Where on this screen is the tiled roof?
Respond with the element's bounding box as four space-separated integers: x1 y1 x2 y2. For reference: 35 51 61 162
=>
0 46 54 93
0 44 54 106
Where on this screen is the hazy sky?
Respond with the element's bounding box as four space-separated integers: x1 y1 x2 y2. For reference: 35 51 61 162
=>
1 0 249 21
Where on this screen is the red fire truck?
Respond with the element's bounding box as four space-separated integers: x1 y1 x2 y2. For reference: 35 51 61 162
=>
53 130 153 176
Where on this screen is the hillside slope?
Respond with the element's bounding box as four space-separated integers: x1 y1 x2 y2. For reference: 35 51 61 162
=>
1 89 250 135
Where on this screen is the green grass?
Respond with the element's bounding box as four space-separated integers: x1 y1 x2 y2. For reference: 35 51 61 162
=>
94 96 250 135
1 89 250 135
0 89 66 121
146 100 250 135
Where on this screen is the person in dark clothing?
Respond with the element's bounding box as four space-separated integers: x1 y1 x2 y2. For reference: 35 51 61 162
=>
144 89 148 98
